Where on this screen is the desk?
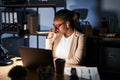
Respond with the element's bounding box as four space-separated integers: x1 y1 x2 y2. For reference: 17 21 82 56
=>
0 57 22 80
86 36 120 80
0 57 90 80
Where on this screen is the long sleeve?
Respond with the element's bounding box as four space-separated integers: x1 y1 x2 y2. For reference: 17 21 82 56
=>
65 32 86 65
45 38 53 50
45 33 57 50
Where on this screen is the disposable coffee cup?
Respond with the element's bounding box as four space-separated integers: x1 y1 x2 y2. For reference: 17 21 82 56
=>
55 58 65 76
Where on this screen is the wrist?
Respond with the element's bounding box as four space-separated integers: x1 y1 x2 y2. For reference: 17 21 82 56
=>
46 36 52 39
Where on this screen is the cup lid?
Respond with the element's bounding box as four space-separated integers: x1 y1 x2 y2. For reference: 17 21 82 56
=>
55 58 65 63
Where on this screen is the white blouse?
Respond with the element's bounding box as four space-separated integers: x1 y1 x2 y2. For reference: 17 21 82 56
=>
55 33 74 59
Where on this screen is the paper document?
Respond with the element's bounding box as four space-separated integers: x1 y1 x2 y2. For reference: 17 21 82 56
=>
36 31 49 35
64 67 100 80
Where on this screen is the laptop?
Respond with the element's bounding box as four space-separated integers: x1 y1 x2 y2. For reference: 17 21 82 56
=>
19 47 54 70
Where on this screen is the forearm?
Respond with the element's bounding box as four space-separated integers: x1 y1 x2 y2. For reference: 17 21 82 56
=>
45 38 53 50
65 55 82 65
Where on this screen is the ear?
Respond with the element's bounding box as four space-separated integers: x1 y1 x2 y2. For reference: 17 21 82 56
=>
66 21 70 28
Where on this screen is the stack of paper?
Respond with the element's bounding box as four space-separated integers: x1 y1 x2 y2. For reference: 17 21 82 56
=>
64 67 100 80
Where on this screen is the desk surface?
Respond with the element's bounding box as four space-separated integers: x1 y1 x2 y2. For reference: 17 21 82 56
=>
0 57 88 80
0 57 21 80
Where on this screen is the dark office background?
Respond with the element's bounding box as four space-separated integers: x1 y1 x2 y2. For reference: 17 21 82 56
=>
0 0 120 48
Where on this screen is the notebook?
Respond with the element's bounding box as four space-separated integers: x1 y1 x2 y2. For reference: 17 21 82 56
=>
19 47 54 70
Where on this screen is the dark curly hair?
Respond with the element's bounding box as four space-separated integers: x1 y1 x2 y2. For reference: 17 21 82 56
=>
55 9 75 30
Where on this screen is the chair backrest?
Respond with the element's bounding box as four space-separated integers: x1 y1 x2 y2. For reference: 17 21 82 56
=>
73 8 88 20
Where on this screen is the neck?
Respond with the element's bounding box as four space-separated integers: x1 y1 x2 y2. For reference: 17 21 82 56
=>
64 28 74 38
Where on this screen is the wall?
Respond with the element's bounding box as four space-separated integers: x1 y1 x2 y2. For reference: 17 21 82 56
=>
67 0 101 29
101 0 120 33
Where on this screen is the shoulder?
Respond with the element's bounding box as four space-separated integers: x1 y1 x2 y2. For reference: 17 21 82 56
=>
74 30 86 38
74 30 86 45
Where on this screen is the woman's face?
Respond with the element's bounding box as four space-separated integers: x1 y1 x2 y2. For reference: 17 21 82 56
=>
53 17 68 34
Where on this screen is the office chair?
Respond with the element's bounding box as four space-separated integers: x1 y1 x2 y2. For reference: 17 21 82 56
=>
73 8 92 35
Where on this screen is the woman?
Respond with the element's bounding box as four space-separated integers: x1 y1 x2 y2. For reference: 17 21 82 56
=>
46 9 86 65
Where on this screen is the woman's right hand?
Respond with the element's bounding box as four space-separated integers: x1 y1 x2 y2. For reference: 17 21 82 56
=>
47 28 56 39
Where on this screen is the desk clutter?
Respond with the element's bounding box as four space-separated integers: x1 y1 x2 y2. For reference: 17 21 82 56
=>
0 57 101 80
65 67 100 80
36 65 54 80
